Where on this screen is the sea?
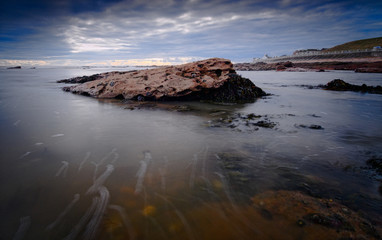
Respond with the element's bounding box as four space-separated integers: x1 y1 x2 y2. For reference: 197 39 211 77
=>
0 67 381 239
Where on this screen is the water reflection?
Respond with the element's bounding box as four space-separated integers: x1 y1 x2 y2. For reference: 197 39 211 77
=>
0 68 381 239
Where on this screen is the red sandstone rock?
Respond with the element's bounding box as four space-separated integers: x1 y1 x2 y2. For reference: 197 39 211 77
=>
61 58 266 102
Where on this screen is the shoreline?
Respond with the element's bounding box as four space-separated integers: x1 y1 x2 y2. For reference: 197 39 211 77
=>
234 58 382 73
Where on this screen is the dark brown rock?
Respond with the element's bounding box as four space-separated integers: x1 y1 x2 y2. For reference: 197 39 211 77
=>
283 61 294 68
276 65 287 71
58 73 104 84
7 66 21 69
366 157 382 175
60 58 266 103
324 79 382 94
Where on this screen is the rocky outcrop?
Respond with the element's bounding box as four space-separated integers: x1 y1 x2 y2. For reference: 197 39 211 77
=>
7 66 21 69
324 79 382 94
60 58 266 103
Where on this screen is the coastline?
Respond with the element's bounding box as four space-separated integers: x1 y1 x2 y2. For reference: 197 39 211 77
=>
234 57 382 73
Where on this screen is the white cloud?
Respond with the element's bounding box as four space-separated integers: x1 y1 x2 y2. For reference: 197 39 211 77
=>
0 59 49 66
0 56 205 67
2 0 381 64
60 21 135 53
59 8 256 54
52 0 283 54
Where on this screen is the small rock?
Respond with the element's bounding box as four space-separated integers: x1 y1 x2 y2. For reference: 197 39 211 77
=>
297 219 306 227
295 124 324 130
246 113 262 120
253 120 277 128
258 208 273 220
366 157 382 175
309 124 324 130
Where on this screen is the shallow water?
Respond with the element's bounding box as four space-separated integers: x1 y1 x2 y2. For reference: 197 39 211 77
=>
0 67 381 239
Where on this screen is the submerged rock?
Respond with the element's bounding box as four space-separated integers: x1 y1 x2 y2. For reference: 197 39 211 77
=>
253 120 277 128
295 124 324 130
366 157 382 175
324 79 382 94
303 213 355 231
207 112 278 131
60 58 266 103
251 190 382 240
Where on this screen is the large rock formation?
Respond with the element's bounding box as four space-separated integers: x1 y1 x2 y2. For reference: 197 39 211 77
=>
60 58 266 103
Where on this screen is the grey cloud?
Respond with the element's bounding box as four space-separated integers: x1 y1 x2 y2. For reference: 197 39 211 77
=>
1 0 381 64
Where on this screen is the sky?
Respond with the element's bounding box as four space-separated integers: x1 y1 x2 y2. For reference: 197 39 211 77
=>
0 0 381 66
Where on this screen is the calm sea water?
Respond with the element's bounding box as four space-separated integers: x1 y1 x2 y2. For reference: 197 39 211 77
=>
0 67 381 239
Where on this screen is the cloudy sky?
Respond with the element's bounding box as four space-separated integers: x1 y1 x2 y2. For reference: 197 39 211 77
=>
1 0 381 66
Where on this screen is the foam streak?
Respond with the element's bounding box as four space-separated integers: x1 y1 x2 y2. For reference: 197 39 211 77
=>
155 193 195 240
46 194 80 231
83 186 110 240
12 216 31 240
189 154 198 188
55 161 69 177
159 157 168 192
78 152 91 172
109 205 136 240
98 148 117 166
63 197 99 240
134 151 152 194
86 165 114 195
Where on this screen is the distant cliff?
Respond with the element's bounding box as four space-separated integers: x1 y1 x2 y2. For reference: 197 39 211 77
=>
252 37 382 64
323 37 382 52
